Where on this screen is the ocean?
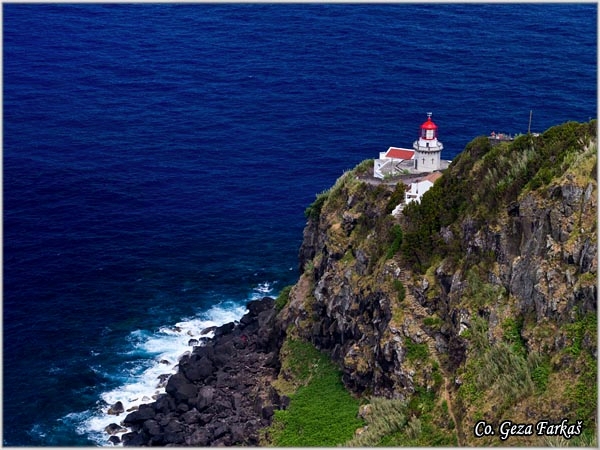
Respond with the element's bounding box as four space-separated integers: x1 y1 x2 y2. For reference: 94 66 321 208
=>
3 3 596 446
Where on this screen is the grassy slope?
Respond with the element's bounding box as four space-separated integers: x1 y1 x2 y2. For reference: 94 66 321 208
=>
265 338 364 446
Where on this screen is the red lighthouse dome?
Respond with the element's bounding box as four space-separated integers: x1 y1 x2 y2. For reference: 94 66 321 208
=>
420 113 438 140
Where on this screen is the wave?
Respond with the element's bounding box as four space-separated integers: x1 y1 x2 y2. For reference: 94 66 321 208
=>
70 283 276 446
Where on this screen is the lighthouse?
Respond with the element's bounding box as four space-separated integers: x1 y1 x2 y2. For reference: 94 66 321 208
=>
413 112 443 172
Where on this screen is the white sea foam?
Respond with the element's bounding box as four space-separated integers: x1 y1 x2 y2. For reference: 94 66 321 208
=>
254 281 274 294
77 298 253 446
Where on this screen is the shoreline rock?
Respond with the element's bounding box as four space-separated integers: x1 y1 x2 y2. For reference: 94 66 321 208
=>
114 296 285 447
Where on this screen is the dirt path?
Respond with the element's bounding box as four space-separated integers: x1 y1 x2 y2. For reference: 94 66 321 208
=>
442 376 464 446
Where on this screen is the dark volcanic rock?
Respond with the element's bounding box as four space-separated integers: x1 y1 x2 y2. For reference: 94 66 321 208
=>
121 431 146 446
200 325 217 335
123 404 155 426
154 394 175 414
163 419 185 444
213 321 235 338
181 408 201 425
165 372 198 404
181 355 214 381
186 428 211 446
195 386 215 412
142 419 161 437
120 296 284 446
105 423 126 435
247 297 275 316
230 424 245 444
107 401 124 416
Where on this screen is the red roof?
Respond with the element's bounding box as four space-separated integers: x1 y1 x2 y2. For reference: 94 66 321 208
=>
385 147 414 160
420 117 438 130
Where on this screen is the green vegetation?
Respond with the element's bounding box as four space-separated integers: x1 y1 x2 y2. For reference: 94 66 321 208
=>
353 158 375 177
502 316 526 357
566 358 597 430
384 182 407 214
344 390 457 447
275 285 293 312
463 267 507 308
380 386 457 447
392 279 406 302
344 397 408 447
528 354 551 393
457 313 570 423
431 361 444 390
404 337 429 362
401 120 597 273
303 259 315 275
269 338 456 447
423 315 443 330
461 317 522 399
267 339 364 446
564 312 596 357
563 313 597 425
304 189 329 220
275 120 596 447
385 224 403 259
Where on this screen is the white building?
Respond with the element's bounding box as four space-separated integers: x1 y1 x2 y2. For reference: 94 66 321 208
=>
404 171 443 204
373 147 415 179
374 113 447 179
391 171 443 215
413 113 443 172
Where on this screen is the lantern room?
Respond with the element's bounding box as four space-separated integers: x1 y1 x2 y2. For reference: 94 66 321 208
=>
420 112 438 140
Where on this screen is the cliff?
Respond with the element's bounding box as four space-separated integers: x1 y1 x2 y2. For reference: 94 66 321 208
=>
276 120 597 446
113 120 596 447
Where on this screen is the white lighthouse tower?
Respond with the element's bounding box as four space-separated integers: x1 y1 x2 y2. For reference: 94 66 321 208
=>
413 112 443 172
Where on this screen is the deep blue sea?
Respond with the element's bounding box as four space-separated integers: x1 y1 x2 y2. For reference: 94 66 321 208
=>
3 3 597 446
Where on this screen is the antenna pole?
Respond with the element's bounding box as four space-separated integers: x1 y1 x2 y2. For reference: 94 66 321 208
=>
528 110 533 134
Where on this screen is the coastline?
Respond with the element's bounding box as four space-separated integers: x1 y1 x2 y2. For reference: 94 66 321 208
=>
106 297 285 446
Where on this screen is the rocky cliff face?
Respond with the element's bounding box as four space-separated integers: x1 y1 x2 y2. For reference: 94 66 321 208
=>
278 121 597 445
114 121 596 447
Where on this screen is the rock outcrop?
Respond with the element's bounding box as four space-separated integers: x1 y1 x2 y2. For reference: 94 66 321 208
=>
117 297 285 446
278 120 597 446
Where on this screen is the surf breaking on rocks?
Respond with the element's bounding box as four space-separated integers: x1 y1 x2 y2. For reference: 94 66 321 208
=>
72 282 277 446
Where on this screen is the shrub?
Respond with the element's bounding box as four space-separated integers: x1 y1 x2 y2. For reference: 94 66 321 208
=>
423 316 443 329
528 354 551 393
407 386 436 416
565 312 596 357
385 182 407 214
275 285 293 312
399 120 597 273
502 317 526 357
386 224 404 259
404 338 429 362
393 279 406 302
304 190 329 220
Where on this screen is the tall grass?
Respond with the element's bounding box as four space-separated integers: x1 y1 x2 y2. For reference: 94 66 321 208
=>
344 397 408 447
